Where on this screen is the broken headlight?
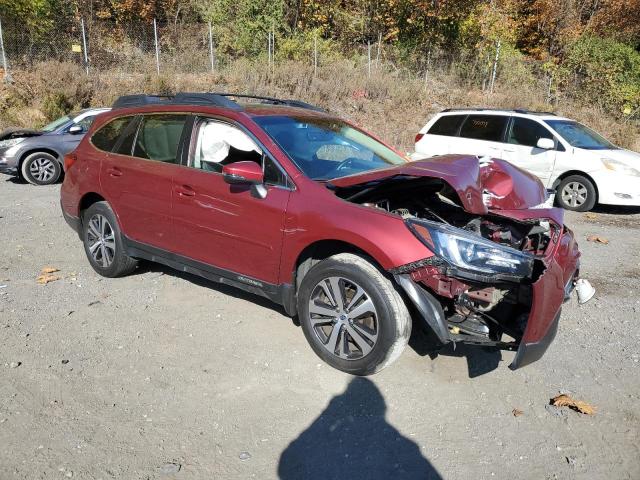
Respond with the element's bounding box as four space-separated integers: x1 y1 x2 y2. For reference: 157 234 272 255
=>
406 219 534 278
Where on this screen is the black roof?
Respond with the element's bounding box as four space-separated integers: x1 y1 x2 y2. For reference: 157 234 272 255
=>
112 92 326 113
440 107 556 116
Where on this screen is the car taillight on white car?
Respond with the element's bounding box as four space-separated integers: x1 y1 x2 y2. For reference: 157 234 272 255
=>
415 133 424 143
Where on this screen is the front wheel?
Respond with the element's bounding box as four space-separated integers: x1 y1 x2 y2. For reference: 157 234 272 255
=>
21 152 62 185
556 175 597 212
297 253 411 375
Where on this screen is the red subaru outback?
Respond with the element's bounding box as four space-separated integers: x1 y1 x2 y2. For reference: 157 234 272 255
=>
61 93 585 375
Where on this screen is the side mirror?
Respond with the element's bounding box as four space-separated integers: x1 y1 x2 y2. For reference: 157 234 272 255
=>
536 137 555 150
68 125 83 135
222 161 264 185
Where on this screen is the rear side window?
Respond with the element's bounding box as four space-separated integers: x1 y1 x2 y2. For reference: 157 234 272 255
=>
91 117 132 152
133 114 187 164
427 115 465 136
508 117 554 148
460 115 507 142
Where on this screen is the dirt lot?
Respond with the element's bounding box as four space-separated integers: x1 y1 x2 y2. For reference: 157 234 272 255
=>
0 178 639 480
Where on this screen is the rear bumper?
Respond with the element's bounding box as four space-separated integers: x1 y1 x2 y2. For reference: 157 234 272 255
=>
61 200 81 235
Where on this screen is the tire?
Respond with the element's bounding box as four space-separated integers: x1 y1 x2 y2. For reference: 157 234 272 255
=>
556 175 597 212
82 201 138 278
21 152 62 185
297 253 411 375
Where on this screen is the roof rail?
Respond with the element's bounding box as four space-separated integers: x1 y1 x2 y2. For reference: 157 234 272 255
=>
441 107 556 116
218 94 326 112
112 92 241 110
112 94 172 108
111 92 325 112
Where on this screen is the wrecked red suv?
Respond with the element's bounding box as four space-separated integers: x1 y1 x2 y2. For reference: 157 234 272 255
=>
60 93 583 375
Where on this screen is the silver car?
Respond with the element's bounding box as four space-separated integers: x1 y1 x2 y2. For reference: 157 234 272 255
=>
0 108 110 185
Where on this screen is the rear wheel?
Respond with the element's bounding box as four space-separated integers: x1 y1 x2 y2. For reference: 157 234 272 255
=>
556 175 597 212
297 253 411 375
21 152 62 185
82 202 137 277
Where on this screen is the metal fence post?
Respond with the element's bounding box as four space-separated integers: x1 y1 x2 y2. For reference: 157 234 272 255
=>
81 18 89 75
490 39 501 93
0 17 11 82
153 18 160 74
313 33 318 78
208 22 214 72
367 41 371 78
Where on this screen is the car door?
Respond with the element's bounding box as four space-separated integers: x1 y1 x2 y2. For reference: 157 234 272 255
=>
501 117 558 186
171 117 291 285
454 114 509 158
99 113 188 251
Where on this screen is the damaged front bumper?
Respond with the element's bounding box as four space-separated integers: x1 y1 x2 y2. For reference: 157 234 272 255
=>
393 225 583 370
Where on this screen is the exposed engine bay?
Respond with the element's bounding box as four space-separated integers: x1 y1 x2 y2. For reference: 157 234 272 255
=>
340 176 554 256
333 176 563 351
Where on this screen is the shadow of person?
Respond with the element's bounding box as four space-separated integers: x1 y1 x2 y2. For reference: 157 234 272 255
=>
278 378 442 480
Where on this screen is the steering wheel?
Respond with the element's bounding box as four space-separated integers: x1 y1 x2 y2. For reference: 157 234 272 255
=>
331 157 363 174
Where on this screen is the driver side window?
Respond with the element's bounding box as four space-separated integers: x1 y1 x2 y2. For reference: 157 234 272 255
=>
191 119 286 186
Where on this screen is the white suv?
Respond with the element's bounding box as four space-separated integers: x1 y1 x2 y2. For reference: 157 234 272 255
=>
413 109 640 211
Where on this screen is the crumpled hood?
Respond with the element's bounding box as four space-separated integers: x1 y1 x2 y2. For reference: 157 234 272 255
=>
329 155 549 215
0 127 42 141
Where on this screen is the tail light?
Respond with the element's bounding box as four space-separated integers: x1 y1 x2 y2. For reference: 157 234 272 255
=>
63 153 77 171
415 133 424 144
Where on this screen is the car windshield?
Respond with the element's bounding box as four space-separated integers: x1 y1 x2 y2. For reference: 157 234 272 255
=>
41 114 74 132
253 115 407 180
544 120 617 150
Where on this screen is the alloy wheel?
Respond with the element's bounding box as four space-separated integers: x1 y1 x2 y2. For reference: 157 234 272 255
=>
561 181 588 208
308 276 379 360
28 157 57 183
86 214 116 268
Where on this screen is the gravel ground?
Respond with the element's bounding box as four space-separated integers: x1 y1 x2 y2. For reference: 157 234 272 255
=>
0 178 639 480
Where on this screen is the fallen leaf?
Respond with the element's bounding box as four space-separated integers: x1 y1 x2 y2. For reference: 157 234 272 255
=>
550 394 596 415
584 213 599 220
512 408 524 417
586 235 609 245
40 267 60 274
36 274 61 285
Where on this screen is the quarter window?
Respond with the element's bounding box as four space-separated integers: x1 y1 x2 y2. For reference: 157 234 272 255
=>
191 119 286 186
508 117 554 148
427 115 465 136
459 115 508 142
91 117 132 152
133 114 187 164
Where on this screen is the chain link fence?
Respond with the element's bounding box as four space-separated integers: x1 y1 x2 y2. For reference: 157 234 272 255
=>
0 17 219 76
0 16 480 82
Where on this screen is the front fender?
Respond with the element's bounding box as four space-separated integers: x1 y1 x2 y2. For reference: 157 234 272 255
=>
278 188 433 285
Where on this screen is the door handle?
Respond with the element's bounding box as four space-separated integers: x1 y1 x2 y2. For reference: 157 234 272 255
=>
175 185 195 197
107 167 122 177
